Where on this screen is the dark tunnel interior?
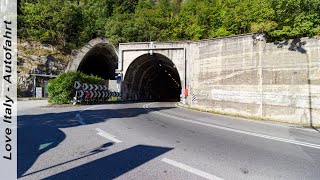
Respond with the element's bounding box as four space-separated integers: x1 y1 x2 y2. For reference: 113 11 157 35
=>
123 53 182 101
77 44 118 80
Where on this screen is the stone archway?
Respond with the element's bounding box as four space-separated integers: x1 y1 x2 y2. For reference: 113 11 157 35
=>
67 37 118 80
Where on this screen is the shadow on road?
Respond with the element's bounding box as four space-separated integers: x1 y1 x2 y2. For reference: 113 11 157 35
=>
44 145 172 179
18 105 174 178
20 142 114 178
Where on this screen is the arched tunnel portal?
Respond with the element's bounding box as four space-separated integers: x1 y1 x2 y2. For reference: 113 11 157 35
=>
123 53 182 101
77 43 118 80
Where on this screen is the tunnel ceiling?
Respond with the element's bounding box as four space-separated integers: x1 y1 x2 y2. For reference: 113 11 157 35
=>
124 53 181 101
77 44 118 80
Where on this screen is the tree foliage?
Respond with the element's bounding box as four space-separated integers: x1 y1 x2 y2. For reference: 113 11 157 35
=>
47 71 104 104
19 0 320 48
19 0 83 49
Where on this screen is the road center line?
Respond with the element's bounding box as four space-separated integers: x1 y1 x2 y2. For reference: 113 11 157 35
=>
144 103 320 150
161 158 223 180
96 128 122 143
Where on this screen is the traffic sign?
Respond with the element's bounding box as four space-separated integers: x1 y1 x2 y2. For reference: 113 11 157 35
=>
74 81 81 90
83 83 89 91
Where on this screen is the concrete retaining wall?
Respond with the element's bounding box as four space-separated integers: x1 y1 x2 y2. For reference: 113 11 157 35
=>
189 34 320 125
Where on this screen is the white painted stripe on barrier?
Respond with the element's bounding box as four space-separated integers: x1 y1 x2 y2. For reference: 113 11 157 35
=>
144 103 320 150
96 128 122 143
161 158 223 180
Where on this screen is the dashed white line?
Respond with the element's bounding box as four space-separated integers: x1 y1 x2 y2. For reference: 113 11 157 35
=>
76 106 123 143
144 103 320 150
161 158 223 180
96 128 122 143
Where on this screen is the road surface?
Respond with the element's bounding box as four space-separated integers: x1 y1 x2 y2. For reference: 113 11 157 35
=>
18 101 320 179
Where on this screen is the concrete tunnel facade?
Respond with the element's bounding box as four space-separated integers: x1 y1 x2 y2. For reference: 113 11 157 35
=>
122 53 181 101
67 34 320 126
67 38 184 101
67 38 119 80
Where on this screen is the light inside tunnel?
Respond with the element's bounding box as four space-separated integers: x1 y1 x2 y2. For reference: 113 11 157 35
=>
77 44 118 80
123 53 182 101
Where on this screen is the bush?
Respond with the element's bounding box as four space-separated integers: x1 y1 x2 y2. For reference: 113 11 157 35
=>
47 71 104 104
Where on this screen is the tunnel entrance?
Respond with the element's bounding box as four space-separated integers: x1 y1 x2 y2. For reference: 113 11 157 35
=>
123 53 181 101
77 43 118 80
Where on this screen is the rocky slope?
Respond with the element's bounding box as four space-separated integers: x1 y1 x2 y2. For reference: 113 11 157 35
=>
18 40 70 97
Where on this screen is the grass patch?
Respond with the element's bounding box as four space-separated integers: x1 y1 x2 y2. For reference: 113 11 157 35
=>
109 97 121 102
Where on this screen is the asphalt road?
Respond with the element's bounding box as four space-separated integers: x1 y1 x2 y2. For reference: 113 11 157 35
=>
18 101 320 180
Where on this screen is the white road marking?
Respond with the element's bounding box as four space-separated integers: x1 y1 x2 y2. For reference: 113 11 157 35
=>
144 103 320 150
96 128 122 143
175 103 317 132
76 106 124 143
38 142 53 151
78 117 86 125
161 158 223 180
75 113 86 125
75 105 101 125
80 105 100 112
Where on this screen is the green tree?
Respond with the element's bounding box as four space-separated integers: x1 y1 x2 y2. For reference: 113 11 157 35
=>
47 71 104 104
19 0 320 47
78 0 111 42
270 0 320 39
19 0 83 49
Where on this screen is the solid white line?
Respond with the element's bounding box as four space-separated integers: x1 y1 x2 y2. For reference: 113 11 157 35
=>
144 103 320 150
175 103 317 132
161 158 223 180
96 128 122 143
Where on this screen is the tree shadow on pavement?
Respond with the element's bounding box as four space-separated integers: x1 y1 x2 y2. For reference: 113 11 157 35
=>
18 106 174 178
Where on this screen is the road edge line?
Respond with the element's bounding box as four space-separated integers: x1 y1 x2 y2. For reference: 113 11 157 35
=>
144 103 320 150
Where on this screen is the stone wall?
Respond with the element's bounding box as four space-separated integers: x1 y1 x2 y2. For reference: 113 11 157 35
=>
189 34 320 126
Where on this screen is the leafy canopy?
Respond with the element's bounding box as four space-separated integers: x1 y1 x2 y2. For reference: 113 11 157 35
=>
19 0 320 48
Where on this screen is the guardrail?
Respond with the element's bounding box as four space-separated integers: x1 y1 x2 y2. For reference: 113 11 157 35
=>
73 81 121 105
